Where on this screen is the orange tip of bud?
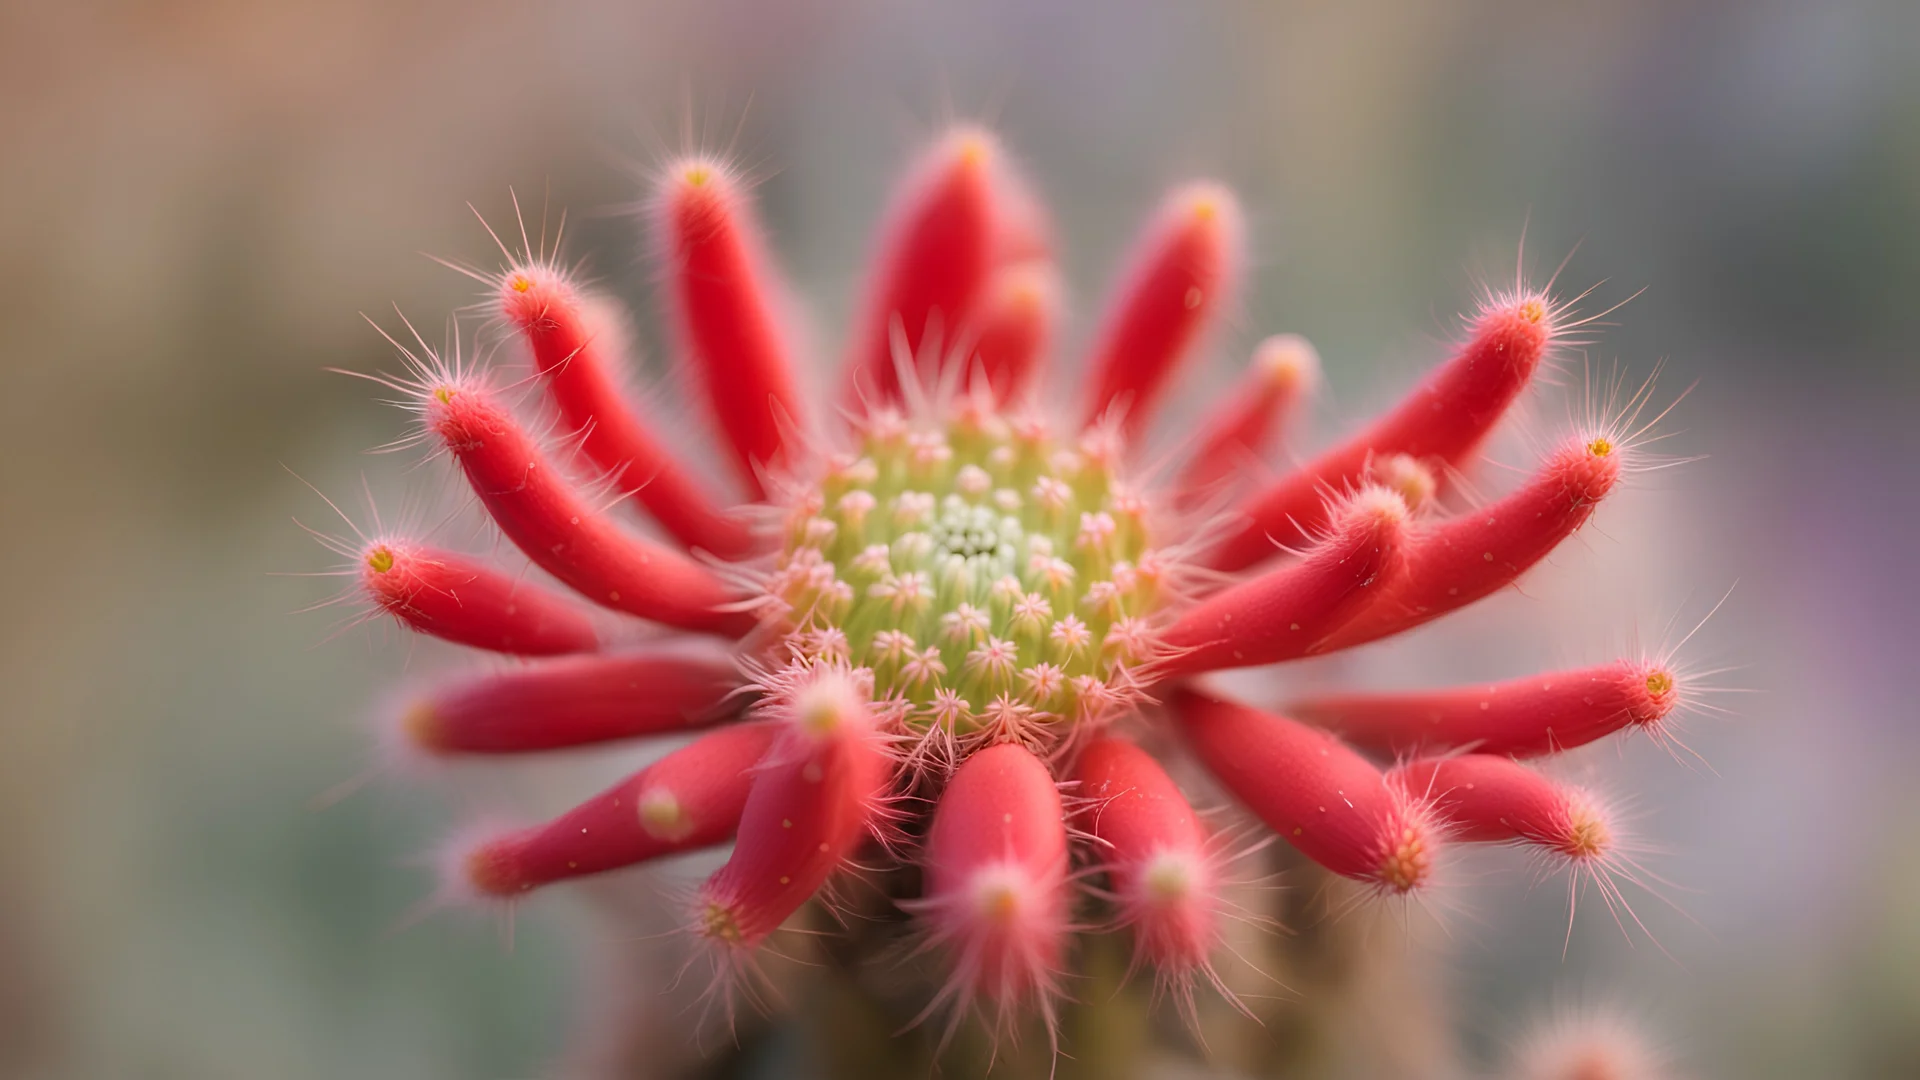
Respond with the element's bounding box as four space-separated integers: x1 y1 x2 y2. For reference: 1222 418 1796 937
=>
461 833 526 898
698 898 747 945
1376 820 1435 893
790 669 871 741
495 262 573 329
1558 793 1614 860
1369 453 1438 512
398 699 444 752
947 125 996 170
1253 333 1319 391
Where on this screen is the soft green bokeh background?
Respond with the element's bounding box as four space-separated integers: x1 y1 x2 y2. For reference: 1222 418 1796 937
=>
2 1 1915 1076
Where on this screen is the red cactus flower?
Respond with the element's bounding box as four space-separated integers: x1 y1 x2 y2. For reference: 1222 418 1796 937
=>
309 122 1708 1054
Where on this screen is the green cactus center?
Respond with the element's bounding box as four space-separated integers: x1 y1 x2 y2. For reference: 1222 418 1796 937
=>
769 406 1163 736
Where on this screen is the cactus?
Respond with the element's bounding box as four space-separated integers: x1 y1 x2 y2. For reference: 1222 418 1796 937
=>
307 121 1712 1076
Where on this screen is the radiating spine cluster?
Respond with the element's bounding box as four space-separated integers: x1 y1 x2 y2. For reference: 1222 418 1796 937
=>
766 399 1161 753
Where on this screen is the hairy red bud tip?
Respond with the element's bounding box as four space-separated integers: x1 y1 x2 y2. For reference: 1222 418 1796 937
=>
396 650 742 757
1394 755 1613 863
358 540 599 656
919 743 1071 1011
1368 452 1438 512
695 702 888 949
970 260 1059 402
1082 183 1242 435
1176 334 1319 507
423 383 753 637
1317 434 1622 652
495 264 753 558
1506 1009 1672 1080
1158 486 1410 675
1293 658 1678 758
1210 291 1559 571
1074 737 1217 973
460 721 777 897
1173 687 1436 893
845 126 1001 403
658 158 805 497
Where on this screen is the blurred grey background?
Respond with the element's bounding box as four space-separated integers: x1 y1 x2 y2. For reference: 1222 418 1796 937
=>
1 1 1915 1077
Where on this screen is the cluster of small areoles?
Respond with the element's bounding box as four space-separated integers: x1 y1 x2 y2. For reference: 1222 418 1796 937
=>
760 397 1165 754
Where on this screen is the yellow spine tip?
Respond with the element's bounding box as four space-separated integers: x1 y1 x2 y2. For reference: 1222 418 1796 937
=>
1378 826 1431 893
700 900 745 944
973 874 1023 925
1561 800 1613 859
1253 335 1317 390
953 131 993 169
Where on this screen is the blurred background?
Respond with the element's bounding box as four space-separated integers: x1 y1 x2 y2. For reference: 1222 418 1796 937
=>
2 1 1915 1076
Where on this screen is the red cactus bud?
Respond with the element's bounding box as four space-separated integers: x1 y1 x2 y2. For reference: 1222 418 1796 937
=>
496 264 753 558
393 649 742 757
1319 433 1622 651
1173 686 1437 894
1175 333 1318 508
845 127 1001 403
1391 754 1612 862
1081 183 1241 435
1074 737 1219 978
1210 291 1559 571
917 742 1071 1028
969 260 1058 402
423 382 752 637
1293 658 1680 758
656 159 805 497
1158 487 1410 675
695 676 889 949
357 539 600 656
460 721 778 897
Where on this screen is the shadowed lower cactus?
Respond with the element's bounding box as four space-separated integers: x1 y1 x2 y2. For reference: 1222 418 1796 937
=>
305 121 1706 1078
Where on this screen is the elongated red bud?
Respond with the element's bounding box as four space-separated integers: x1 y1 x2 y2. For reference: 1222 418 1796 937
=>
696 671 889 949
970 261 1058 402
1175 334 1319 508
917 742 1070 1021
1293 658 1680 758
1210 292 1559 570
657 159 804 497
460 721 777 897
1391 755 1613 863
1074 737 1218 977
358 540 599 655
1173 686 1436 893
1158 487 1409 675
394 650 742 757
423 382 751 636
1081 183 1241 435
845 127 1000 403
1319 434 1622 651
497 265 753 558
